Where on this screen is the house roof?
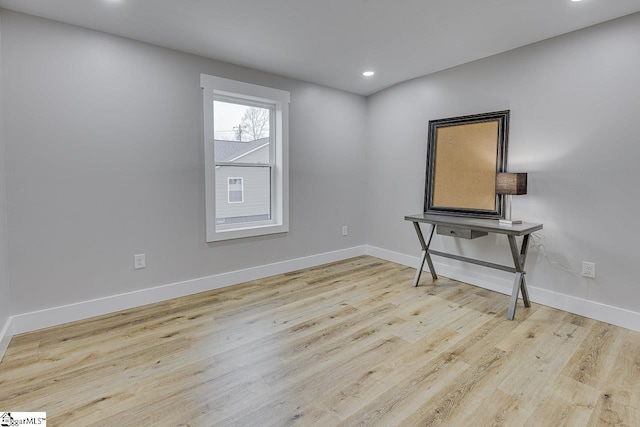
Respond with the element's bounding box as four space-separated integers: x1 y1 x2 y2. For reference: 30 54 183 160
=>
214 138 269 162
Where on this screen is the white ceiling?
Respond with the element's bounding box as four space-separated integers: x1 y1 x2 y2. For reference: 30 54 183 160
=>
1 0 639 96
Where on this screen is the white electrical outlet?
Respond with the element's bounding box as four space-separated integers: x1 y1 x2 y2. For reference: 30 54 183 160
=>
134 253 146 270
342 226 348 236
581 261 595 278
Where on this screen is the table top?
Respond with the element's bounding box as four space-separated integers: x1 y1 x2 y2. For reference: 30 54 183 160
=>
405 213 543 236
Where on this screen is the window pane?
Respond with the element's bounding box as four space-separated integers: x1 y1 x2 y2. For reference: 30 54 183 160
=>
228 178 243 189
214 99 271 164
216 166 271 226
229 191 243 203
228 177 244 203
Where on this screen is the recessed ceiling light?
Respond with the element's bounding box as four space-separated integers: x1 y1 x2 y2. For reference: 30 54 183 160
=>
571 0 583 2
362 71 375 77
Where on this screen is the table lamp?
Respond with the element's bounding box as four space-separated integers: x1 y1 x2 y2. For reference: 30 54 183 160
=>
496 172 527 225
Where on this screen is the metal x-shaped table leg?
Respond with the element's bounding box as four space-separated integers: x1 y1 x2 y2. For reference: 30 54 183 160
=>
412 222 437 286
506 234 532 320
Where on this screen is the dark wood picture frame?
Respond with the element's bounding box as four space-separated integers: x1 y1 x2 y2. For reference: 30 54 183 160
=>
424 110 510 219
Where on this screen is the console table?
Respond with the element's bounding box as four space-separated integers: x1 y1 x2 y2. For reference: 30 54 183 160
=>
405 214 543 320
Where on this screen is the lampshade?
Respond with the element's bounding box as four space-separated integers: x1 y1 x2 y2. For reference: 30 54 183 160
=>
496 173 527 195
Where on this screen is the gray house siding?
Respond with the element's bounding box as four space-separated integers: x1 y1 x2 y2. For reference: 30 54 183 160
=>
214 140 271 226
215 165 271 224
235 144 269 163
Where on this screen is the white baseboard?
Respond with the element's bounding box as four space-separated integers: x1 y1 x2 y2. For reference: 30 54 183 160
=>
0 316 14 360
3 243 639 362
365 245 640 332
7 246 367 338
365 245 514 295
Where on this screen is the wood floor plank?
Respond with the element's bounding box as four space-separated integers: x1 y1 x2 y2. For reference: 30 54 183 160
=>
1 256 639 426
587 339 640 425
561 321 619 389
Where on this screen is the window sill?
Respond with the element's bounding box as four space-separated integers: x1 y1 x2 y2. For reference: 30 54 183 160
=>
208 222 289 242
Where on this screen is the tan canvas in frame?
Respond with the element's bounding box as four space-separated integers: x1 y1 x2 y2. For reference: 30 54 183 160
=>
424 110 509 219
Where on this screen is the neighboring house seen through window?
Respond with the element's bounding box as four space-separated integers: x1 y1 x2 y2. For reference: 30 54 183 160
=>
228 178 244 203
201 74 290 242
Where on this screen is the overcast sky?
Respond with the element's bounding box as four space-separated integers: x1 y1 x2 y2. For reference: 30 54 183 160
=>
213 101 249 140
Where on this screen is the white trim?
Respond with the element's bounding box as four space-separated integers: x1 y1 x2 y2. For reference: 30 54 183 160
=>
9 246 366 336
201 75 290 105
202 74 289 242
0 316 14 361
3 244 639 362
365 245 640 332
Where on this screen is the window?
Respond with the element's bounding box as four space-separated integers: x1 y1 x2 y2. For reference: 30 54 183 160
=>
201 74 290 242
228 178 244 203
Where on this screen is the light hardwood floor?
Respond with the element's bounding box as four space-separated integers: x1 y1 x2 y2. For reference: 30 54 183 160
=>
1 256 639 426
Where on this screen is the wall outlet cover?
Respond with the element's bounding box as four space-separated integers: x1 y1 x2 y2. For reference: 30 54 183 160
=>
134 254 146 269
581 261 595 278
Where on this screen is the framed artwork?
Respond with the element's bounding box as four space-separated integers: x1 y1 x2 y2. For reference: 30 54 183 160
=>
424 110 510 219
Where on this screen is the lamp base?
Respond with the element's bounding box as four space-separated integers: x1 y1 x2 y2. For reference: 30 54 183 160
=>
499 219 523 226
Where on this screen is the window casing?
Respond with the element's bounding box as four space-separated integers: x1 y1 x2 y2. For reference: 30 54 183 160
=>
201 74 290 242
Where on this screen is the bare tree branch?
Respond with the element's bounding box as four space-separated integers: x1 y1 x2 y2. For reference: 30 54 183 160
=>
235 107 269 141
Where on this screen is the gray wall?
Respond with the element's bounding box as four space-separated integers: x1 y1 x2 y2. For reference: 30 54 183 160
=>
1 10 367 314
0 12 10 326
367 13 640 313
3 8 640 322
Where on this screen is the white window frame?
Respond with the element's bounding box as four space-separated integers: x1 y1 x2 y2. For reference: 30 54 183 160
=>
227 177 244 204
201 74 290 242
